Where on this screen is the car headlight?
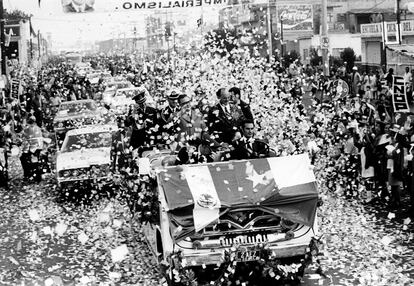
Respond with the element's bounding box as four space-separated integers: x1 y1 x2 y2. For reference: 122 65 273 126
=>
58 122 64 128
72 170 79 176
63 170 71 177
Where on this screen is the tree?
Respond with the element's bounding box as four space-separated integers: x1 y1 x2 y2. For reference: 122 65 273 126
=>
340 47 356 73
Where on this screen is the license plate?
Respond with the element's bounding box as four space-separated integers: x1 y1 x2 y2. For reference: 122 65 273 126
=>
235 249 260 262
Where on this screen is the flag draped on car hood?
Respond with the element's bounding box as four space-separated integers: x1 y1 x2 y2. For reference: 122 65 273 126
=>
158 153 318 242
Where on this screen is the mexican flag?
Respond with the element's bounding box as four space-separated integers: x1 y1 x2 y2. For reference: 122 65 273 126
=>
158 154 318 242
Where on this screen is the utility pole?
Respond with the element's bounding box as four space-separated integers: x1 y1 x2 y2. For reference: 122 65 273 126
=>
321 0 329 76
38 30 41 60
0 0 6 75
29 16 33 63
280 18 284 59
266 0 273 63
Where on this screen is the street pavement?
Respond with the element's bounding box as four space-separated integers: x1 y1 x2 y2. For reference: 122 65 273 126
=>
0 155 413 286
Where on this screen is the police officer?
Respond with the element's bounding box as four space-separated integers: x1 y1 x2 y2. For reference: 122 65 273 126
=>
159 90 181 144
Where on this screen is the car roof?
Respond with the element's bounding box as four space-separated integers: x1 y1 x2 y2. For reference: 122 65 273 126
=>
66 124 118 136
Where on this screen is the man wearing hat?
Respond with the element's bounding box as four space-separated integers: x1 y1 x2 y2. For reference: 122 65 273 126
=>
124 89 158 152
177 95 207 143
176 95 223 161
158 90 181 142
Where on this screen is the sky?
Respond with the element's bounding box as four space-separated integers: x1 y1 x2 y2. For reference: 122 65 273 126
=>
5 0 223 50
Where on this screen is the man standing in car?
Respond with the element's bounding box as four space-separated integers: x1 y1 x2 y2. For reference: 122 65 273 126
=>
125 89 158 154
230 119 275 160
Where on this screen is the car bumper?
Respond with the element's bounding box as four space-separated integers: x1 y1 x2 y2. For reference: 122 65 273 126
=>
174 241 309 267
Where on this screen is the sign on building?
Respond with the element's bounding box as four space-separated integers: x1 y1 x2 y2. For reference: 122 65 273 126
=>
278 4 313 31
392 76 410 112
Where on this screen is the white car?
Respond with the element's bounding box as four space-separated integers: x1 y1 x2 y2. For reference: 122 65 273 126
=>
141 153 319 275
56 125 118 188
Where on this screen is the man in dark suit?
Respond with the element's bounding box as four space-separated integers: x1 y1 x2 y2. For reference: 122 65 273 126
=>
124 90 158 153
158 90 181 143
230 119 275 160
62 0 95 13
228 86 254 123
208 88 253 144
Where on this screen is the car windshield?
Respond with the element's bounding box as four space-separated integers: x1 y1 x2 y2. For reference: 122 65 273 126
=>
116 89 140 98
61 131 112 152
59 101 97 114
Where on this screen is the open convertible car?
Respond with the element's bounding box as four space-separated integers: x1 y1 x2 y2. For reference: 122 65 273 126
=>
141 152 319 273
56 124 118 189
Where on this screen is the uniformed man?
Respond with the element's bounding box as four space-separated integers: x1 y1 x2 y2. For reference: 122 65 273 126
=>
159 90 181 144
124 89 158 154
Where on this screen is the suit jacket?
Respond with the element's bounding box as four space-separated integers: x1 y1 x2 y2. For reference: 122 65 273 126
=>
125 105 158 149
177 109 207 143
208 102 254 144
159 105 180 135
230 137 271 160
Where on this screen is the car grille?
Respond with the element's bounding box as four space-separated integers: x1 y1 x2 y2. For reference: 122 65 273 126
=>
220 233 269 247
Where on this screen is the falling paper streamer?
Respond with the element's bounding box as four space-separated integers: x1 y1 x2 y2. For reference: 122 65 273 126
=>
55 222 68 236
28 209 41 221
381 236 393 246
78 232 89 245
111 244 129 263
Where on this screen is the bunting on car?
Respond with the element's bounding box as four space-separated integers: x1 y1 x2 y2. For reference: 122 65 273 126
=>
158 153 318 241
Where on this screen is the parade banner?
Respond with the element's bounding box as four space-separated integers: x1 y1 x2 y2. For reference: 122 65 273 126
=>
392 76 410 113
10 79 20 99
61 0 228 12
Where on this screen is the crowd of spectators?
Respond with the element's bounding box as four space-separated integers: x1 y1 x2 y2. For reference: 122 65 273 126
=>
0 49 413 216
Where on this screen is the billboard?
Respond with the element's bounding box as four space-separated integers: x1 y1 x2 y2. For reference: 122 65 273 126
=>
278 4 313 31
61 0 228 12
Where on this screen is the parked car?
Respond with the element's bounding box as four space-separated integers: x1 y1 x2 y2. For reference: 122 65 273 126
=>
56 124 117 189
140 152 320 281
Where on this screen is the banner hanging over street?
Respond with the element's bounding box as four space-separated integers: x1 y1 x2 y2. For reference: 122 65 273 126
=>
61 0 228 12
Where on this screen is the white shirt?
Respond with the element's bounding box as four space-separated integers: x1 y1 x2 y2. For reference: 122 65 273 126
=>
404 72 412 84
